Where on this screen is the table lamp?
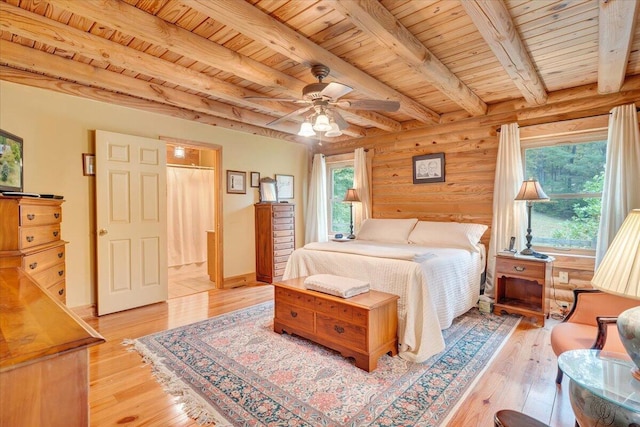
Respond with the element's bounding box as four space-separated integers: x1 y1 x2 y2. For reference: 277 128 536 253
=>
591 209 640 380
515 178 549 255
343 188 360 239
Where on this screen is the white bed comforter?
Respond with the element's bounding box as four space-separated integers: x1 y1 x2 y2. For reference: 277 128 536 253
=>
282 240 483 363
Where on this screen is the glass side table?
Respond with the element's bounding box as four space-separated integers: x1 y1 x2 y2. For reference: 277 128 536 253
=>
558 349 640 427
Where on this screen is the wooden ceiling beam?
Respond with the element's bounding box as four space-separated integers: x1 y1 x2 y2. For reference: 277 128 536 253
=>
597 0 639 94
0 40 307 136
327 0 487 116
461 0 548 106
0 66 303 143
186 0 441 124
44 0 392 133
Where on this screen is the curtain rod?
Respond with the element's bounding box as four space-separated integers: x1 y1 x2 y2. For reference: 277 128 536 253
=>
167 163 215 170
496 107 640 132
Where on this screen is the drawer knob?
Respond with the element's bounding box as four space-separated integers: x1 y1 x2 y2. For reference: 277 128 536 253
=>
26 236 34 242
54 213 60 219
334 325 345 334
514 266 526 272
53 231 59 237
58 270 64 276
27 214 35 220
29 262 38 270
290 310 298 318
58 288 64 296
57 252 63 258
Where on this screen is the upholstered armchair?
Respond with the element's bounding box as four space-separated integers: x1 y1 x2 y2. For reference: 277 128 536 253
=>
550 288 640 384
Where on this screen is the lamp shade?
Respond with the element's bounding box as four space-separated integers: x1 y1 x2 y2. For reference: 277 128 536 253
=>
343 188 360 202
313 114 332 132
324 122 342 137
591 209 640 299
298 121 316 137
515 179 549 201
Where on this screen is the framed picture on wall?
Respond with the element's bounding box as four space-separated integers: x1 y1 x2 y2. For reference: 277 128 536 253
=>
226 170 246 194
82 153 95 176
413 153 445 184
276 174 294 199
250 171 260 188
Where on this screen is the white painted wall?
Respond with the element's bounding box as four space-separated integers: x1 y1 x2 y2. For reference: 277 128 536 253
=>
0 81 309 308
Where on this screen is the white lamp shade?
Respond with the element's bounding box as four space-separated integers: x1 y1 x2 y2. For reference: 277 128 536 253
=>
324 122 342 137
298 121 316 137
313 114 332 132
515 179 549 201
591 209 640 299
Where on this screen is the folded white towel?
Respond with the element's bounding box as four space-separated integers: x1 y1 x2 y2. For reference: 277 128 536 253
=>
303 274 370 298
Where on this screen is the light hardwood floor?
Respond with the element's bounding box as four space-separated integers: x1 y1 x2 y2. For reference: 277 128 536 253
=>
83 283 576 426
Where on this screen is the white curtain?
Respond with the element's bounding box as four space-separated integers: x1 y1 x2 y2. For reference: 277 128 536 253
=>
167 167 215 267
485 123 527 298
595 103 640 267
305 154 328 244
353 147 373 232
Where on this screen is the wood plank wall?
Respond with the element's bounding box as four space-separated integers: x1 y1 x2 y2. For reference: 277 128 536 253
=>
317 78 640 304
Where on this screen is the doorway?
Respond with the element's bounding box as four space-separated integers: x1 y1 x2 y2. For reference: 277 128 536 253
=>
163 139 223 298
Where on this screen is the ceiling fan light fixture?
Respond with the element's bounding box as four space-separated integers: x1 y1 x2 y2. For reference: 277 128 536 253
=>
313 113 332 132
324 121 342 137
298 121 316 137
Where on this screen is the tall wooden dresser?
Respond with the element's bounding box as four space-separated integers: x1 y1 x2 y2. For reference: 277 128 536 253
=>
255 202 295 283
0 196 67 304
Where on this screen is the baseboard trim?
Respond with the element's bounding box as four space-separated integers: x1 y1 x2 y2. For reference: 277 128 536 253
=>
223 272 256 288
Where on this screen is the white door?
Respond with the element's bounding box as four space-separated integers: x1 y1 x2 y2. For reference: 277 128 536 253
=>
96 130 168 315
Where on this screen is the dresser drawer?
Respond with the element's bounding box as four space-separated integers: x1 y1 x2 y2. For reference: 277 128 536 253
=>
274 255 291 264
274 242 293 251
273 224 294 231
273 210 294 218
20 204 62 226
315 298 352 321
274 248 294 257
496 258 544 281
23 244 66 275
316 314 366 351
275 301 314 333
46 280 66 304
273 229 294 238
19 225 61 249
273 217 294 225
272 205 294 213
274 235 294 244
30 261 66 288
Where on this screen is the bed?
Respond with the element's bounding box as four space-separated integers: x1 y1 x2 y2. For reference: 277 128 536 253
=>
282 218 487 363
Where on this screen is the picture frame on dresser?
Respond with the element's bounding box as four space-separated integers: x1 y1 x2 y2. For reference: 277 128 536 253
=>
0 129 24 192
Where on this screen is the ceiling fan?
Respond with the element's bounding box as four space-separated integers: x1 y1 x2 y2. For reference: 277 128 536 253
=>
246 65 400 137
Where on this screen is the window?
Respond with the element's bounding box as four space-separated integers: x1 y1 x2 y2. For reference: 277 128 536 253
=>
523 138 607 250
327 161 354 235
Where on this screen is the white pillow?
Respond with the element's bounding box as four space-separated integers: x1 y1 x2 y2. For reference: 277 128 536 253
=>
356 218 418 244
408 221 488 251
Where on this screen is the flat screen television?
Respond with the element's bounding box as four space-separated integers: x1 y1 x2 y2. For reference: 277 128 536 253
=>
0 129 24 193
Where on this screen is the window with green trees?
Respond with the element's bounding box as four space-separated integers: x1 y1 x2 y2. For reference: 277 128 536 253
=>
524 139 607 250
327 162 354 234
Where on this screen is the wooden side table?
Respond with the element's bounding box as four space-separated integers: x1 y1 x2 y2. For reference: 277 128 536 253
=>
493 254 553 326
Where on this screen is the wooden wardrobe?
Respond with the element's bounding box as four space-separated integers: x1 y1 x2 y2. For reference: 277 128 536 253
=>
254 202 295 283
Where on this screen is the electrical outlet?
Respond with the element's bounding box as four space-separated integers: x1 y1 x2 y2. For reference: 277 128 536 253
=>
559 271 569 283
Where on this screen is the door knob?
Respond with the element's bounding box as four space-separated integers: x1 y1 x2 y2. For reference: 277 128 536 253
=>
99 229 108 236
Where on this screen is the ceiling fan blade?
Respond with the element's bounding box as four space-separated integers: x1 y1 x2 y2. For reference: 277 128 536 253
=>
244 96 305 103
320 82 353 100
266 105 313 126
334 99 400 112
332 111 349 130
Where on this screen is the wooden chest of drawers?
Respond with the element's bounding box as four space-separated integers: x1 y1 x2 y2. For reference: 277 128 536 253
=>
0 196 67 303
255 203 295 283
273 277 399 372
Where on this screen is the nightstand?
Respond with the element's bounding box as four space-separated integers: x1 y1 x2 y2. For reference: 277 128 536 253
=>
493 254 553 326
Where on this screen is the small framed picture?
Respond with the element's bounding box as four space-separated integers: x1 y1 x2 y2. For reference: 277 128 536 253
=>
83 153 95 176
413 153 445 184
275 174 294 199
250 171 260 188
226 170 246 194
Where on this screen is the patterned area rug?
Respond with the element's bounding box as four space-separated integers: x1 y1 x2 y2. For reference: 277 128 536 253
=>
127 302 519 426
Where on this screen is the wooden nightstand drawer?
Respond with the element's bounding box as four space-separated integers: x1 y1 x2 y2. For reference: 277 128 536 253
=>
496 257 544 281
315 298 352 321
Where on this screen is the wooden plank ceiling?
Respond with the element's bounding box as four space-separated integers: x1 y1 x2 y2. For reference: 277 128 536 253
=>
1 0 638 146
